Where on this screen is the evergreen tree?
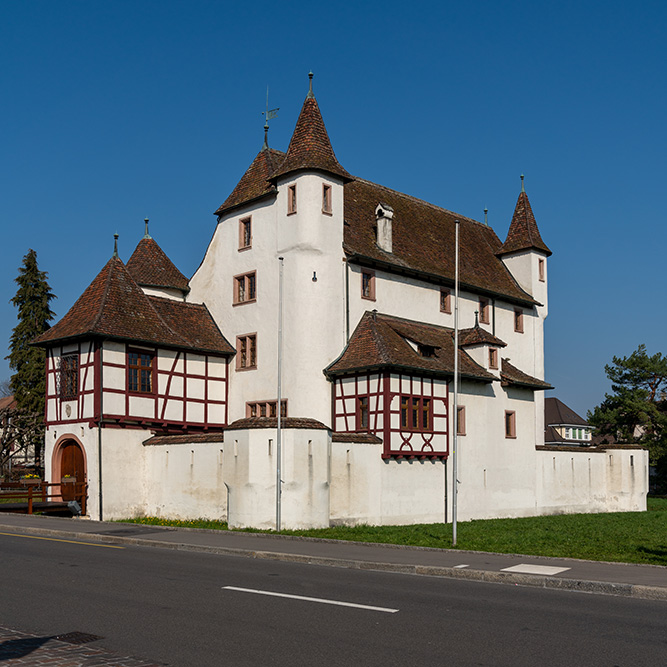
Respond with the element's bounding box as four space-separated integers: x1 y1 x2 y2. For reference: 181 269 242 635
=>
7 249 56 417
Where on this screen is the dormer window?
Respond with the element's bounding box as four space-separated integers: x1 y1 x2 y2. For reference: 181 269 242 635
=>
322 184 332 214
418 344 436 358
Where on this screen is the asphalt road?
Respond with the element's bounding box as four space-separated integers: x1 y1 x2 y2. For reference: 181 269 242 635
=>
1 532 665 666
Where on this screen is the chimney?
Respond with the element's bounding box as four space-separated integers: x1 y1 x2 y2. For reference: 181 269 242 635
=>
375 203 394 253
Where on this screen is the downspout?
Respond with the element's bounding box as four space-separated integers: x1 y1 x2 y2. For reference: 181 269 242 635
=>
345 258 350 342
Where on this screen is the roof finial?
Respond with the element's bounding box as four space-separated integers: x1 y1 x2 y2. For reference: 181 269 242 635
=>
484 207 488 226
520 174 525 193
262 85 279 150
143 217 151 239
307 71 314 99
474 310 479 327
113 232 119 258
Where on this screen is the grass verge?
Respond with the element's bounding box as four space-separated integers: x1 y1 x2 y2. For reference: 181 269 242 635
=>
120 496 667 566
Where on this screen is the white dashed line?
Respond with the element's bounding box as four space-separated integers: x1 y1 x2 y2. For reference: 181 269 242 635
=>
453 564 469 569
500 564 571 576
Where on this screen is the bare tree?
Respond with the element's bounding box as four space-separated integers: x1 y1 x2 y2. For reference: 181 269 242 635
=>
0 379 11 398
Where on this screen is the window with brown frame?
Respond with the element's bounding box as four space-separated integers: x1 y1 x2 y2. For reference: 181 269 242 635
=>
400 395 432 431
234 271 257 305
358 396 369 430
58 354 79 400
505 410 516 438
247 400 287 418
457 405 466 436
489 347 499 369
236 334 257 370
440 289 451 313
322 184 332 214
128 350 154 393
287 184 297 214
361 270 375 300
514 308 524 333
479 297 490 324
538 258 545 282
239 217 252 250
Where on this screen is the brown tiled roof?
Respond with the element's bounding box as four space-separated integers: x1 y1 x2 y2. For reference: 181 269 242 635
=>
497 189 551 257
458 326 507 348
33 257 234 356
143 432 225 446
325 312 495 382
271 93 352 183
226 417 328 430
214 147 285 217
343 178 537 307
126 237 189 293
545 397 588 427
332 432 382 444
501 359 552 390
0 396 17 411
544 425 566 444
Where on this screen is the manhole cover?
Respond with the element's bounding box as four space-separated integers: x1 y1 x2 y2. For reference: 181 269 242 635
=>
54 631 103 645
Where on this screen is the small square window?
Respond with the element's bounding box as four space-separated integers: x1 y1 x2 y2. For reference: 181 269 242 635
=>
361 270 375 300
239 217 252 250
489 348 498 369
234 272 257 305
479 298 490 324
505 410 516 438
322 184 332 214
236 334 257 370
514 309 524 333
288 184 297 214
440 289 451 313
457 406 466 436
247 400 287 418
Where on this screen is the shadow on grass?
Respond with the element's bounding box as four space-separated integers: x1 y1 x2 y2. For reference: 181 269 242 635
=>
636 546 667 565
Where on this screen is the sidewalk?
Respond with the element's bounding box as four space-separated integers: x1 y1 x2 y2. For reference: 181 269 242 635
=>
1 513 665 601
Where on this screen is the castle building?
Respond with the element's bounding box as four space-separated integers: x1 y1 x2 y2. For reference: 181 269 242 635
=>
34 75 647 526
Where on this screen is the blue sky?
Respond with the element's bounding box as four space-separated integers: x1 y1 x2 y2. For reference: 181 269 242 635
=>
1 0 665 417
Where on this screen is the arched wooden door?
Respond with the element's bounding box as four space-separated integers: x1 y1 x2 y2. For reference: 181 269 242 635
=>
60 440 86 502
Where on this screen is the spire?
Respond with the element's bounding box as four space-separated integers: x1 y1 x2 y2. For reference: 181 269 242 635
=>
143 217 151 239
113 232 119 258
271 72 352 183
496 176 551 257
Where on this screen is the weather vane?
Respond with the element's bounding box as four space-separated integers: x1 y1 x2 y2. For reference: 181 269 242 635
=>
261 87 279 149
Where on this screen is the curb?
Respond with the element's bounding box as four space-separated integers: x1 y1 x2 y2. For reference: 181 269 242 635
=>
2 523 666 601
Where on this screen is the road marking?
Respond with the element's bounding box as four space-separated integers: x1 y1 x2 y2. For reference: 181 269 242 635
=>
223 586 399 613
453 564 469 569
500 564 570 576
0 532 125 549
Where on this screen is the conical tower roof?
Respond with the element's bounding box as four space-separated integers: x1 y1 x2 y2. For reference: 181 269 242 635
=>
497 180 551 257
126 235 189 295
272 74 352 183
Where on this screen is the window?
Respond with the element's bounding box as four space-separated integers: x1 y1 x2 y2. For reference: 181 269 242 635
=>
479 298 490 324
128 350 154 393
236 334 257 370
358 396 369 430
58 354 78 400
239 217 252 250
288 184 297 214
248 400 287 418
440 289 451 314
322 184 332 214
234 272 257 305
489 347 498 370
538 258 545 282
505 410 516 438
565 427 571 439
514 308 524 333
361 270 375 300
457 406 466 436
400 395 432 431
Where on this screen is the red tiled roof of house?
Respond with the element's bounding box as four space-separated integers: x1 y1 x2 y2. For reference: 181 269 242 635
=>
545 397 589 426
458 326 507 348
271 86 352 183
501 358 552 390
143 432 225 446
33 257 234 356
0 395 17 411
126 237 189 293
332 432 382 444
226 417 328 430
214 147 285 217
343 178 538 307
325 312 495 381
497 188 551 257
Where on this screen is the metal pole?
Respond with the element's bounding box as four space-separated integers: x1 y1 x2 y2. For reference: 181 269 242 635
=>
452 219 460 547
276 257 284 531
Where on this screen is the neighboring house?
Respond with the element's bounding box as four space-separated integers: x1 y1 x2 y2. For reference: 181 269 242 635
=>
544 397 593 446
33 74 647 526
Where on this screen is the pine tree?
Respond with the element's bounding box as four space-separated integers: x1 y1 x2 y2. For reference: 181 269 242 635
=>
7 249 56 418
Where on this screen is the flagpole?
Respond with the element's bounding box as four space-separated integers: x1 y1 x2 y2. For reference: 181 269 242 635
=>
452 219 460 547
276 256 284 531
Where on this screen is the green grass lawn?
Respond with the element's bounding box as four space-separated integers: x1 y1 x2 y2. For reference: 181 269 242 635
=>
121 497 667 566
